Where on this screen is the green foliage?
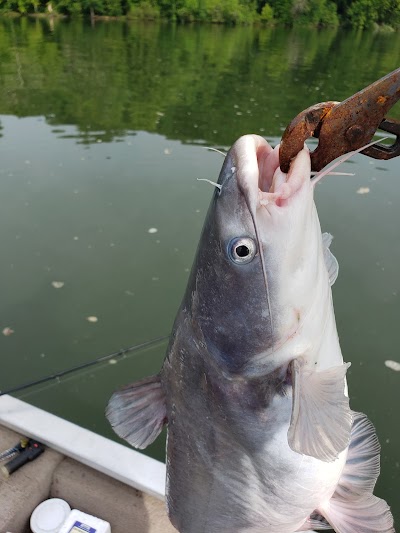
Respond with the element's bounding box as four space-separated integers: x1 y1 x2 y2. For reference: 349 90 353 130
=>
127 0 160 19
346 0 378 29
0 0 399 27
267 0 292 24
260 2 273 22
175 0 198 22
376 0 400 26
345 0 400 29
296 0 339 26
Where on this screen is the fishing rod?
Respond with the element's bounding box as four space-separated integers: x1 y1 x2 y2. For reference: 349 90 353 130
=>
0 335 169 397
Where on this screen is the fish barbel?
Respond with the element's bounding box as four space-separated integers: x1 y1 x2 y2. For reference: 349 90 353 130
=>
107 135 394 532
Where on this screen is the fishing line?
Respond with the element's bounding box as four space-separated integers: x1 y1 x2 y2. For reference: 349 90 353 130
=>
0 335 169 397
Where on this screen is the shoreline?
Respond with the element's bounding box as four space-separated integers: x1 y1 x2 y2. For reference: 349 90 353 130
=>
0 11 397 31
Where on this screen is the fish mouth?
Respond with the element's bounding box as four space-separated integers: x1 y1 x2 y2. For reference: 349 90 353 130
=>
233 134 310 211
258 144 310 209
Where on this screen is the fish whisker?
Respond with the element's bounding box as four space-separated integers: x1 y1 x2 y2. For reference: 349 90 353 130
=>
197 178 222 191
311 137 389 186
310 171 355 176
205 147 227 157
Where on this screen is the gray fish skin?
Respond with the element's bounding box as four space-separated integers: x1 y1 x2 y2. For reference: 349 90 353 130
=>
107 135 394 533
163 329 340 532
161 141 341 532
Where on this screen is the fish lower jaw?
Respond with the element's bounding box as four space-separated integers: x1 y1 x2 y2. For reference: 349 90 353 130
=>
258 179 306 208
258 189 284 207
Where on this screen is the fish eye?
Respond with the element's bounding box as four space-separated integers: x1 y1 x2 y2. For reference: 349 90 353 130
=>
228 237 257 264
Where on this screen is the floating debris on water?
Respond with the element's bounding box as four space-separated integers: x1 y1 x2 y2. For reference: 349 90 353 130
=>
148 228 158 234
384 360 400 372
86 316 98 323
51 281 64 289
357 187 370 194
125 290 135 296
109 359 118 365
164 148 171 155
2 327 14 336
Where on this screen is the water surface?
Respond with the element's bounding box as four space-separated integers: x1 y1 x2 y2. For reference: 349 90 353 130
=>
0 19 399 522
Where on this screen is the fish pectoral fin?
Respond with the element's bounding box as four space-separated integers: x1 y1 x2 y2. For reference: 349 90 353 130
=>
322 232 339 285
297 511 332 530
320 494 394 533
288 359 352 462
106 373 167 449
335 411 380 499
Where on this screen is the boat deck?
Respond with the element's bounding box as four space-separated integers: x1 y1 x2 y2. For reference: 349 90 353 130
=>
0 396 175 532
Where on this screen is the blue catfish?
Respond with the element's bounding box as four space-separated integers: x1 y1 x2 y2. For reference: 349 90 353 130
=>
107 136 394 532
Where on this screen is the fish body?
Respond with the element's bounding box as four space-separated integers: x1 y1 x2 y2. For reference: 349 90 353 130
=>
107 135 394 532
163 332 346 532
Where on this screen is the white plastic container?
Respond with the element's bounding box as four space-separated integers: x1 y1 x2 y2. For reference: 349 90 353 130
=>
30 498 71 533
58 509 111 533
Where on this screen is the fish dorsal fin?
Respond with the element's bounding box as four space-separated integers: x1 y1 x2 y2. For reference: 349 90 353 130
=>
319 494 394 533
335 411 381 499
322 232 339 286
288 359 352 462
106 374 167 449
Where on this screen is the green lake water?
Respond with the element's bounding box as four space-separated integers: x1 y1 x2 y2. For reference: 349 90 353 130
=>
0 18 399 522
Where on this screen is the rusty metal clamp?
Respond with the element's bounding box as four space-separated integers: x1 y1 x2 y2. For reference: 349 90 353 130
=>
279 67 400 173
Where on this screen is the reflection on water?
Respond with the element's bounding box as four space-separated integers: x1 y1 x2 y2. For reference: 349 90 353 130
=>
0 19 399 145
0 19 399 523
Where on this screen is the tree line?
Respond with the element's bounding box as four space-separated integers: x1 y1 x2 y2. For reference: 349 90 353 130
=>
0 0 399 29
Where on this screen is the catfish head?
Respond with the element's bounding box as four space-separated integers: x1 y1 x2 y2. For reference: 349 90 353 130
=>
184 135 332 377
